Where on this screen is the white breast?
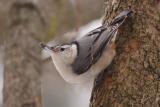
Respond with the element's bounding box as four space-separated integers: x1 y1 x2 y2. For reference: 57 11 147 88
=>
51 55 93 83
51 45 115 84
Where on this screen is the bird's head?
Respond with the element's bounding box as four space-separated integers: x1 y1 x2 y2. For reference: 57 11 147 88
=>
40 43 77 64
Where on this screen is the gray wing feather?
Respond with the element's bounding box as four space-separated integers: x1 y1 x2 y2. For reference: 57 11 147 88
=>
72 10 132 74
72 26 117 74
72 27 104 74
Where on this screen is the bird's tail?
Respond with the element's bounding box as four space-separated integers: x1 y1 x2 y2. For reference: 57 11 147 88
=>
109 10 132 42
110 10 132 26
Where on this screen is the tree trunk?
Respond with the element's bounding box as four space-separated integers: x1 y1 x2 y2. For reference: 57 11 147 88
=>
3 1 45 107
90 0 160 107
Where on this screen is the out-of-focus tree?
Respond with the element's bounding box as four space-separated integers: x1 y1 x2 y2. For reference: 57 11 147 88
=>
90 0 160 107
3 1 45 107
1 0 104 107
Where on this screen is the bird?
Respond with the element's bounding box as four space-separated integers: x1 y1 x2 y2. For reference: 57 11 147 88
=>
40 10 132 83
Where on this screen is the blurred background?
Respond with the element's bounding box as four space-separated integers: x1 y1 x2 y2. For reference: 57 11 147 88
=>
0 0 104 107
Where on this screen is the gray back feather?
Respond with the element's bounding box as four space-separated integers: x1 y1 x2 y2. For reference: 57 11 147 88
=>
72 10 132 74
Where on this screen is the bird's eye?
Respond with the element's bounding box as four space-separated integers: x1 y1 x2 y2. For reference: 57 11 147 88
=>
60 47 65 51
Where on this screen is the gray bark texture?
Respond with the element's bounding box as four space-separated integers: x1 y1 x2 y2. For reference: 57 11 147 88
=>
3 1 45 107
90 0 160 107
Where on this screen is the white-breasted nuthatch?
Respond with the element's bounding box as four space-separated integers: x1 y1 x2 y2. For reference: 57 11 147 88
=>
41 10 132 83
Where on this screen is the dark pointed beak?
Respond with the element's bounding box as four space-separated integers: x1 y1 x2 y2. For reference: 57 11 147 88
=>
40 43 52 50
40 42 59 52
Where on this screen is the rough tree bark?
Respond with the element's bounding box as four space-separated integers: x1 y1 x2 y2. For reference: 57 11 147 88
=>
90 0 160 107
3 1 46 107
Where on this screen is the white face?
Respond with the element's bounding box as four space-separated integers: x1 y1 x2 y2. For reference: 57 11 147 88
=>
47 44 77 65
